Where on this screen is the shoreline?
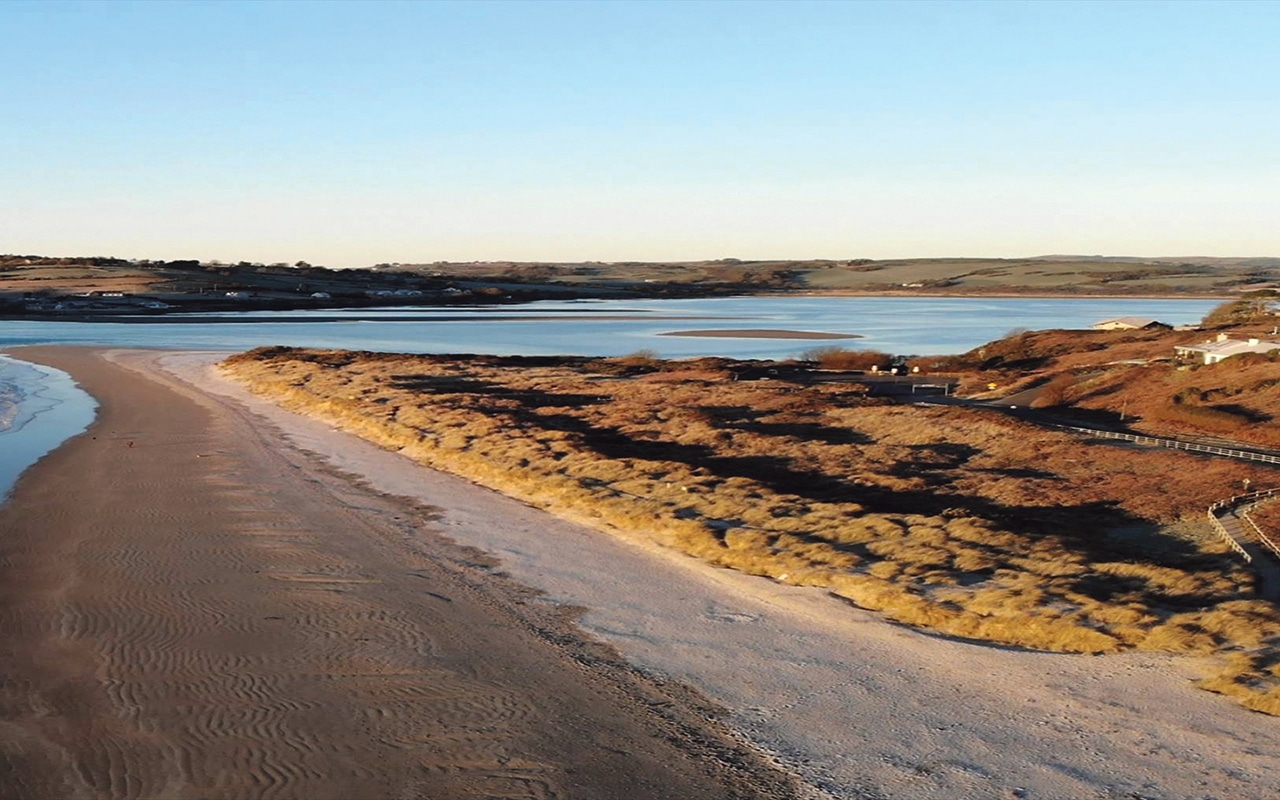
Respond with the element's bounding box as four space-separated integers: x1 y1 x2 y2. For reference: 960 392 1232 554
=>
5 347 1280 798
174 351 1280 797
0 288 1233 325
0 346 799 799
0 312 748 325
0 354 97 501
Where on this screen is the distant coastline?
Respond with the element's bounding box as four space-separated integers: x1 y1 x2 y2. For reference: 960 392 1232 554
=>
1 252 1261 325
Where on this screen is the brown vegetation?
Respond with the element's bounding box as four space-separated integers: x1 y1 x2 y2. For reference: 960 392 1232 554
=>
800 346 894 371
933 325 1280 449
399 256 1280 296
1201 294 1280 328
1253 501 1280 537
11 253 1278 311
223 347 1280 711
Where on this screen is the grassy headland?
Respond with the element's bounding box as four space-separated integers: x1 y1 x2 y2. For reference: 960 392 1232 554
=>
924 313 1280 451
5 253 1279 318
223 341 1280 713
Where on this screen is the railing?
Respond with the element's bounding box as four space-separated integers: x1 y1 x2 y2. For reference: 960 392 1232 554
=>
1210 487 1280 509
920 397 1280 561
1207 507 1252 562
1055 426 1280 465
1241 490 1280 560
1208 488 1280 563
1241 509 1280 561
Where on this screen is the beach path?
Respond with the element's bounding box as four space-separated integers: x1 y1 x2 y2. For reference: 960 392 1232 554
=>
0 347 797 800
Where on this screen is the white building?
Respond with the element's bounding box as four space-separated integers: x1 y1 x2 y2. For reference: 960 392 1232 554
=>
1175 333 1280 364
1093 317 1169 331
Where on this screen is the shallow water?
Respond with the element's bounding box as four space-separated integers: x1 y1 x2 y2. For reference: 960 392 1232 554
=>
0 295 1220 359
0 295 1219 501
0 356 98 500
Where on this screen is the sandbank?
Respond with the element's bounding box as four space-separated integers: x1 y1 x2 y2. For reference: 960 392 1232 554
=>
659 329 861 340
0 347 797 799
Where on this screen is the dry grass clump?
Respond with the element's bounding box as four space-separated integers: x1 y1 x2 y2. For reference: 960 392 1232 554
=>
936 326 1280 448
1069 357 1280 448
222 347 1280 710
1199 651 1280 715
799 346 894 372
1252 501 1280 536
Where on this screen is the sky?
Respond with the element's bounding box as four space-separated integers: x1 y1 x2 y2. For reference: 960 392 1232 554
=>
2 0 1278 267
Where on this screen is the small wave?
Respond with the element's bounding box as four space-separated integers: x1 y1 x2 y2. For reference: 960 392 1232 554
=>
0 355 98 501
0 382 20 433
0 358 60 436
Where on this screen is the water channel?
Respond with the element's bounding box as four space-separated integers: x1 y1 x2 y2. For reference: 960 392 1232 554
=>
0 295 1221 498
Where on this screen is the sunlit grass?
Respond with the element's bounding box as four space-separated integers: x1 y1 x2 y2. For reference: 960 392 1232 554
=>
223 347 1280 711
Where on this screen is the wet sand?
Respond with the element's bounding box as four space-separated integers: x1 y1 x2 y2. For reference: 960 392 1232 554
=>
185 351 1280 799
0 347 799 800
9 348 1280 800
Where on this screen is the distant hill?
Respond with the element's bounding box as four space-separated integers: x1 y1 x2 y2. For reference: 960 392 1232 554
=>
1032 255 1280 269
4 253 1278 318
393 255 1280 296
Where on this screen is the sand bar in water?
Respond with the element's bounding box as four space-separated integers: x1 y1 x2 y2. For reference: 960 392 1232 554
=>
660 328 860 339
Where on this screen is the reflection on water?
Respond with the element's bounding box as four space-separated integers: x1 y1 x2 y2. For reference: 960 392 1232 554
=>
0 295 1220 359
0 356 98 500
0 295 1220 501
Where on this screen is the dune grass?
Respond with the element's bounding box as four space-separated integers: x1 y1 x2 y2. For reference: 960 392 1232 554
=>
222 347 1280 712
933 326 1280 448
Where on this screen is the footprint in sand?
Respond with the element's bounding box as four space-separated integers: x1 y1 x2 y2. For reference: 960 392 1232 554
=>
703 609 760 624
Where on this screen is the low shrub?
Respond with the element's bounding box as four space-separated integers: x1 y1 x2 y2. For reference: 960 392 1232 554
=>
1148 402 1250 433
800 346 893 371
221 347 1280 712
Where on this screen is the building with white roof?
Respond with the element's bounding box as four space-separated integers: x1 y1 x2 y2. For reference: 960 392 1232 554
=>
1174 333 1280 365
1092 317 1170 331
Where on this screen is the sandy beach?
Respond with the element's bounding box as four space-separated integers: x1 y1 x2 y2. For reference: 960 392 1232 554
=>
4 347 1280 799
0 347 798 800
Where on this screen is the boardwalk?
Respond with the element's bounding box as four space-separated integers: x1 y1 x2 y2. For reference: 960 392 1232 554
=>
1210 493 1280 601
915 392 1280 591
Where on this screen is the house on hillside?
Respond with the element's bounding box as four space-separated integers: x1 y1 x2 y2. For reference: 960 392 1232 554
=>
1092 317 1171 331
1175 333 1280 364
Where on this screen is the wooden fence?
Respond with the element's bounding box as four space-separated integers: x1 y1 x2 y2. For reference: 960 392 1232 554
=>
1057 426 1280 465
1240 488 1280 560
1207 488 1280 563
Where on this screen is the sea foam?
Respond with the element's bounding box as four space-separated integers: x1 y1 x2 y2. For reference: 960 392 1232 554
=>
0 355 97 500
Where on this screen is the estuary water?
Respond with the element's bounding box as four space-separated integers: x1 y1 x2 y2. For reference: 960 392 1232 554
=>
0 295 1219 358
0 356 97 500
0 295 1219 499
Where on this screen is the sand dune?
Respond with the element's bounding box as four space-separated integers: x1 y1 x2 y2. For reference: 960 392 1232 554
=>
6 346 1280 799
0 347 798 800
178 350 1280 800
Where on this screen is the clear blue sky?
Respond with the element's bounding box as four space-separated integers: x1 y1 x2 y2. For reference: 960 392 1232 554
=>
2 0 1277 266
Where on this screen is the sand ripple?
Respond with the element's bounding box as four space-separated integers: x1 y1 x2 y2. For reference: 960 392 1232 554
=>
0 348 799 799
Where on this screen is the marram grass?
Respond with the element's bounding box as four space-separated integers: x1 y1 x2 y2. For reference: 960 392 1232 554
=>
222 347 1280 712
